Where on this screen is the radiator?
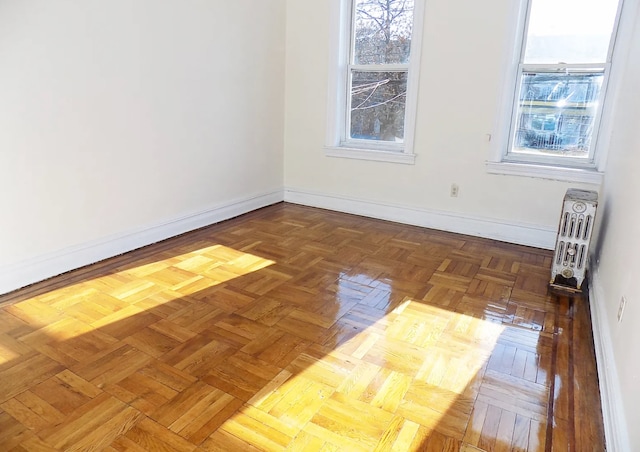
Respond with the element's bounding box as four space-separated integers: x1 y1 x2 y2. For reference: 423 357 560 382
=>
550 189 598 291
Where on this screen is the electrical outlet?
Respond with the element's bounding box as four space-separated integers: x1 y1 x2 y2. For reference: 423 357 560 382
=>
450 183 459 197
617 296 627 322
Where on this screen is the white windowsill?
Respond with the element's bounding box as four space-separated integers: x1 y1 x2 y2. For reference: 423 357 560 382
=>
324 146 416 165
485 161 604 185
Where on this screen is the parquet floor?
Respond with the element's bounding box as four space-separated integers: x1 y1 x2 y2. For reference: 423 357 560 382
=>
0 203 605 451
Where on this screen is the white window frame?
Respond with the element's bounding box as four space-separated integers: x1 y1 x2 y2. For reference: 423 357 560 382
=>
325 0 425 165
487 0 634 184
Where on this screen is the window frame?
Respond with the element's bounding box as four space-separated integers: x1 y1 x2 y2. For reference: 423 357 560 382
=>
325 0 425 164
487 0 631 183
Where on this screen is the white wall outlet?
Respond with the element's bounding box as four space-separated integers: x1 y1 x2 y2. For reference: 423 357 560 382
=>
617 295 627 323
450 183 459 197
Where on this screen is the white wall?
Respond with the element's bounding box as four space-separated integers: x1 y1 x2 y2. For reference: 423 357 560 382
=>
0 0 286 291
591 2 640 449
283 0 598 248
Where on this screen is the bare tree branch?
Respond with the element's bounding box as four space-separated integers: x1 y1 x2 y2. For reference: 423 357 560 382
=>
353 79 389 108
352 90 407 111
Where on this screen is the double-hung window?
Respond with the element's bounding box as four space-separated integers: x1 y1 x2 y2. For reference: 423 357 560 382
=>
326 0 424 164
494 0 623 177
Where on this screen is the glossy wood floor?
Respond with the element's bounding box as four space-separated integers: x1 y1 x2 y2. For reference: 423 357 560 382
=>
0 203 605 451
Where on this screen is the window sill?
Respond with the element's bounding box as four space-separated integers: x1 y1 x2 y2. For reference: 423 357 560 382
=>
485 161 603 185
324 146 416 165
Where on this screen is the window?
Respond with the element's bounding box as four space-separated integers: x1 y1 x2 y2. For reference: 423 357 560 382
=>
493 0 623 175
326 0 424 164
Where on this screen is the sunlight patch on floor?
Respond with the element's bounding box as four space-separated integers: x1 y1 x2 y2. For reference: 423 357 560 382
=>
3 244 275 343
219 290 505 449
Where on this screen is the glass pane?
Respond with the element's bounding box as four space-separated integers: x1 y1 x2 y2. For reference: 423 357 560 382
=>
353 0 414 65
524 0 619 64
350 71 407 142
512 72 604 157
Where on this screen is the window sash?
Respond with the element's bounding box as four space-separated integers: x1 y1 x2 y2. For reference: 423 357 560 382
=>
519 0 623 67
343 63 409 148
505 64 610 167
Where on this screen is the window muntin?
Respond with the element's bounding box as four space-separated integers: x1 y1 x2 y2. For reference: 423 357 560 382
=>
344 0 415 149
506 0 621 166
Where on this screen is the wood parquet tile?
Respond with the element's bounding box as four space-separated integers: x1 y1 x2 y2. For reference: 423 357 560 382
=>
0 203 605 451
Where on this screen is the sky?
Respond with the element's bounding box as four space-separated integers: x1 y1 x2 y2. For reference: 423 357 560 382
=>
528 0 619 36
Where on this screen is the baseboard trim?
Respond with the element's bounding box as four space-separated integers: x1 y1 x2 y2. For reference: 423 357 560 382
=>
0 190 284 296
589 270 630 452
284 187 556 250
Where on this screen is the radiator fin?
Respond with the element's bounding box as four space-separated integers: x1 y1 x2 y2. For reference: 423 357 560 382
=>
556 241 565 265
569 214 576 238
583 215 592 240
577 244 586 270
575 215 584 239
561 212 570 236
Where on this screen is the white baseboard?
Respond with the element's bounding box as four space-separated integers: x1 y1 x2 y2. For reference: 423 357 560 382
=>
284 187 556 250
0 190 284 296
589 270 630 452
